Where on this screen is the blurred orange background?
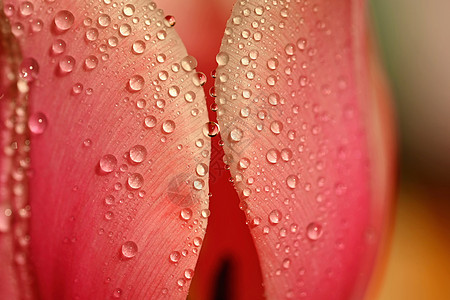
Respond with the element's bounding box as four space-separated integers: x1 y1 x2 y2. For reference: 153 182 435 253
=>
371 0 450 299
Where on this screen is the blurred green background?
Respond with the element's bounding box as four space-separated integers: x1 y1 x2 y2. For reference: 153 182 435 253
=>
370 0 450 299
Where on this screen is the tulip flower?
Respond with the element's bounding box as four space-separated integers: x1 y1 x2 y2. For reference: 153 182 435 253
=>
0 0 395 299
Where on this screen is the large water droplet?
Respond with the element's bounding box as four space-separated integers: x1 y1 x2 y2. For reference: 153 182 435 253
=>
286 175 298 189
19 58 39 82
180 208 192 220
123 4 135 16
129 145 147 164
306 222 323 241
162 120 175 134
132 40 146 54
196 163 208 177
128 75 144 92
203 122 220 137
269 210 282 225
59 56 75 74
128 173 144 189
54 10 74 31
216 52 230 66
121 241 138 258
266 149 279 164
169 251 181 263
52 39 66 55
99 154 117 173
28 112 47 134
180 56 197 72
144 116 157 128
164 15 176 27
84 55 98 70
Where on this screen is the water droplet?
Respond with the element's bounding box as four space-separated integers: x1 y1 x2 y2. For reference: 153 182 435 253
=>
184 269 194 280
193 179 205 190
58 56 75 74
270 121 283 135
268 93 280 106
164 15 176 27
281 148 293 162
196 163 208 177
282 258 291 269
192 72 207 87
19 2 33 17
19 58 39 82
119 24 132 37
144 116 157 128
193 237 202 247
216 52 229 66
297 38 307 50
128 173 144 189
85 28 99 41
128 75 144 92
168 86 180 98
203 122 220 137
129 145 147 164
269 209 282 225
98 14 111 27
31 19 44 33
285 43 295 56
162 120 175 134
132 40 146 54
52 39 66 55
306 222 323 240
286 175 298 189
99 154 117 173
180 208 192 220
72 83 83 95
121 241 138 258
184 91 196 103
54 10 75 31
112 288 122 298
266 149 279 164
123 4 135 17
181 56 198 72
229 128 243 142
28 112 47 134
84 55 98 70
169 251 180 263
239 158 250 169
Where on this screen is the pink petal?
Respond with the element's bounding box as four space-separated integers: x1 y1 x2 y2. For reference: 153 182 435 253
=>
1 1 209 298
215 1 395 299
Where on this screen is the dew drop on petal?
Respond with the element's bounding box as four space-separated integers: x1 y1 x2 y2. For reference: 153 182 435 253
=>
169 251 180 263
180 56 197 72
144 116 157 129
128 173 144 189
19 58 39 82
59 56 75 74
99 154 117 173
180 208 192 221
266 149 279 164
306 222 323 241
54 10 74 31
286 175 298 189
132 40 146 54
203 122 220 137
128 75 144 92
269 209 282 225
121 241 138 258
161 120 176 134
28 112 47 134
129 145 147 164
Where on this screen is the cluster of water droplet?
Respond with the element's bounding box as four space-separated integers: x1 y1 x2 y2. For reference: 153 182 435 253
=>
3 0 213 296
210 1 363 292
